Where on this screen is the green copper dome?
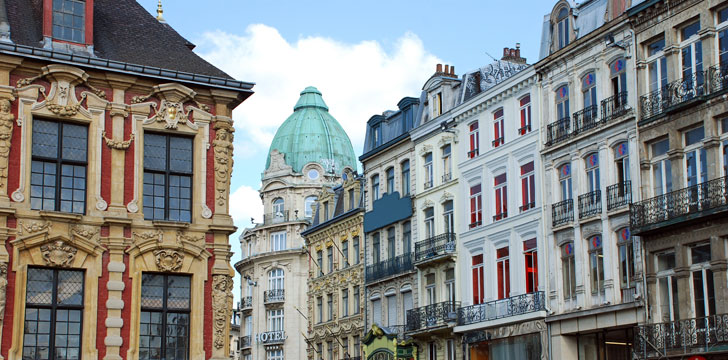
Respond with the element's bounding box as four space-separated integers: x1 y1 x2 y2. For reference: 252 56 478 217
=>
265 86 357 174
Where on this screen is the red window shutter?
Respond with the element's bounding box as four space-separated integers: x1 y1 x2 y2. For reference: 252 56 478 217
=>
497 262 504 299
522 177 528 208
529 174 535 207
505 259 510 298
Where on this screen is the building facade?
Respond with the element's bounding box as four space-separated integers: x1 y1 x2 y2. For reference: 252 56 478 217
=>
0 1 254 359
537 1 645 359
628 0 728 358
235 87 357 360
302 176 365 360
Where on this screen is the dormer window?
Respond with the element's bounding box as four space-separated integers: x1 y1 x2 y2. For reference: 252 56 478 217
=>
53 0 86 43
556 7 570 50
432 93 442 118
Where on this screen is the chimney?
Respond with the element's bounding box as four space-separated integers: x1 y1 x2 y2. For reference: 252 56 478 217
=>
501 43 527 64
450 66 455 76
444 65 450 74
436 64 443 73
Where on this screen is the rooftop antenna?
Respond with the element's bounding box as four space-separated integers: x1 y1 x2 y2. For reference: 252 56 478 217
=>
485 51 498 62
156 0 166 23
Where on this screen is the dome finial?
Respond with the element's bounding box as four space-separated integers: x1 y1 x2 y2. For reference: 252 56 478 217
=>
156 0 166 23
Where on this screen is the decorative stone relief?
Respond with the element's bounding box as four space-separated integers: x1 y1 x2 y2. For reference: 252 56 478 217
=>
213 121 234 206
153 249 183 272
133 230 163 243
70 224 99 241
212 274 234 349
18 220 51 236
153 100 192 129
101 131 134 150
0 99 13 189
0 262 7 322
41 240 77 267
176 231 204 244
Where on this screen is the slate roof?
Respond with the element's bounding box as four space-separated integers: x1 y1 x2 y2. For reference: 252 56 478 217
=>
304 178 364 234
5 0 232 79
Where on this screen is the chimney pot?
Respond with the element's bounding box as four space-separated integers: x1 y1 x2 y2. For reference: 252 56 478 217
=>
450 66 455 75
444 65 450 74
436 64 443 73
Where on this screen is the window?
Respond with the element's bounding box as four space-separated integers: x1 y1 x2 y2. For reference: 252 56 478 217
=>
681 21 704 89
524 239 538 293
323 200 329 221
268 268 284 291
267 308 284 331
52 0 85 43
424 207 435 239
685 127 707 188
651 139 672 196
372 233 380 264
442 145 452 181
691 243 716 317
31 119 88 214
519 95 532 135
581 73 598 128
270 231 286 252
371 174 380 200
386 167 395 194
429 342 438 360
143 133 193 221
718 8 728 66
372 125 382 147
316 344 323 359
432 92 442 118
446 339 456 360
342 289 349 317
493 108 504 147
469 184 483 228
614 142 630 184
386 294 397 326
494 173 507 221
559 163 573 200
317 250 323 277
402 290 413 318
468 122 480 158
341 337 349 359
443 201 454 234
647 38 668 93
266 349 284 360
327 246 334 273
445 269 455 304
588 235 605 295
496 247 510 299
555 85 570 121
472 254 485 304
610 58 628 97
402 221 411 253
424 153 433 189
327 294 333 321
520 162 535 212
23 268 84 360
304 196 317 217
353 286 360 314
426 273 437 305
723 118 728 176
657 252 679 322
348 189 355 210
272 198 284 214
556 7 570 49
342 240 349 268
371 298 382 325
617 228 635 291
354 336 361 357
327 341 333 360
353 236 360 265
140 274 190 360
401 160 410 195
316 296 323 323
561 242 576 300
387 227 396 260
585 153 600 193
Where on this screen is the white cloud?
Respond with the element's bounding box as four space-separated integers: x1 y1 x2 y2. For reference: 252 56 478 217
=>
198 24 443 157
228 184 263 234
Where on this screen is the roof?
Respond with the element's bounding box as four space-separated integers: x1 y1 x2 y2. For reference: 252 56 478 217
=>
265 86 357 174
538 0 610 61
360 96 421 159
458 59 530 104
5 0 232 79
302 177 364 235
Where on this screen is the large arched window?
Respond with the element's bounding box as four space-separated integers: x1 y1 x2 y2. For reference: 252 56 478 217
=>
617 228 635 294
559 163 572 201
304 196 317 218
556 85 570 121
556 7 570 49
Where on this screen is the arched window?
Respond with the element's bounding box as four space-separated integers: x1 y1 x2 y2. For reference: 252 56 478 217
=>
561 242 576 300
556 85 570 121
304 196 317 218
617 228 635 295
588 235 605 295
580 73 598 130
272 198 284 214
585 153 600 193
559 163 572 200
268 268 285 290
556 7 570 49
371 174 380 200
386 167 395 194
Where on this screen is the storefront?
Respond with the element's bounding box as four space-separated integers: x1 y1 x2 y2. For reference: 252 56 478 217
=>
362 325 418 360
461 320 547 360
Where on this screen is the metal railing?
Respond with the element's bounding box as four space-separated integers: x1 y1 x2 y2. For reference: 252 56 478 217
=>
365 253 414 283
578 190 602 219
492 137 504 147
552 199 574 227
240 335 251 349
241 296 252 309
708 63 728 93
634 314 728 359
621 286 637 303
640 71 707 120
469 220 482 229
573 105 600 134
630 176 728 233
257 330 286 345
263 210 290 225
468 148 479 159
424 180 433 189
520 202 535 212
607 181 632 211
414 233 456 262
518 124 531 135
492 212 507 221
442 173 452 183
457 292 546 326
264 289 285 303
601 91 629 122
546 116 571 146
406 301 460 332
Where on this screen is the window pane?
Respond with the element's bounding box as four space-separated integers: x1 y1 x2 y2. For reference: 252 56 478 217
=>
26 268 54 304
144 134 167 171
57 270 84 305
169 137 193 173
141 274 165 308
61 123 88 162
32 120 59 158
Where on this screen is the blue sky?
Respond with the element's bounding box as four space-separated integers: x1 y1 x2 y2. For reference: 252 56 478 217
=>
137 0 556 301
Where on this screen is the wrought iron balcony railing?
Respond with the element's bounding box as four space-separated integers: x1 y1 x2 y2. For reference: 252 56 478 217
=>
573 105 600 134
639 71 707 120
492 137 504 147
630 176 728 234
469 220 482 229
468 148 479 159
634 314 728 359
457 292 546 326
546 116 571 146
256 330 286 345
492 212 507 222
240 335 251 349
264 289 284 303
708 63 728 93
518 124 532 135
365 253 414 283
263 210 290 225
552 199 574 227
601 91 629 122
621 286 638 303
520 202 536 212
414 233 456 263
607 181 632 211
405 301 460 332
424 180 433 189
241 296 252 309
578 190 602 219
442 173 452 183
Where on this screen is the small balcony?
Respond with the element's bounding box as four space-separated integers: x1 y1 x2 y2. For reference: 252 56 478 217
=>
414 233 456 265
633 314 728 359
546 116 571 146
263 289 284 304
601 91 629 122
578 190 602 219
468 148 479 159
630 176 728 235
442 173 452 183
256 330 286 345
457 292 546 326
263 210 290 225
405 301 460 333
241 296 252 311
520 202 535 212
639 71 707 121
492 211 507 222
607 181 632 211
239 335 251 350
518 124 531 135
552 199 574 227
365 253 414 283
492 137 504 147
572 105 600 134
424 180 433 189
621 286 638 303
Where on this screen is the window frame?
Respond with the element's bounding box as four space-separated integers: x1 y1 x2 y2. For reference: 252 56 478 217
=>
401 160 411 195
142 132 194 222
588 235 605 295
520 161 535 212
519 95 532 135
524 239 538 293
51 0 86 43
469 183 483 228
468 121 480 158
494 173 508 221
492 108 505 147
472 254 485 304
561 242 576 300
139 273 191 360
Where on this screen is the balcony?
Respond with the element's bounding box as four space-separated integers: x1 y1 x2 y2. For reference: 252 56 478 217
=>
264 289 284 304
518 124 531 135
552 199 574 227
468 220 482 229
405 301 460 333
457 292 546 326
630 176 728 235
633 314 728 359
263 210 289 225
492 212 507 222
256 330 286 345
578 190 602 219
520 202 535 212
365 253 414 283
492 137 504 147
639 71 707 121
621 286 638 303
468 148 479 159
601 91 629 123
607 181 632 211
546 116 571 146
239 335 251 350
442 173 452 183
241 296 252 311
424 180 433 189
414 233 456 264
573 105 600 134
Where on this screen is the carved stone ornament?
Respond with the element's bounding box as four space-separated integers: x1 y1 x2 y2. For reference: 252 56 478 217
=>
213 121 234 206
176 231 204 244
46 103 81 117
101 131 134 150
18 220 52 236
134 230 163 242
212 275 234 349
155 100 190 129
70 224 99 241
0 262 7 321
0 99 14 188
41 240 77 267
154 249 184 272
